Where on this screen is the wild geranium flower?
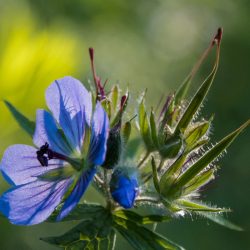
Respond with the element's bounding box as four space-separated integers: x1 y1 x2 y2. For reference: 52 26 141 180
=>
0 76 109 225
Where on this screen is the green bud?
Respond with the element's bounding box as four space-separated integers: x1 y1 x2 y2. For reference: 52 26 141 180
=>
138 98 154 151
159 135 183 159
122 121 131 145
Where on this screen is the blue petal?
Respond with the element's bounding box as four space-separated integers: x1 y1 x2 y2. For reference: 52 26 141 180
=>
0 179 72 225
0 144 65 186
56 167 97 221
46 76 92 151
110 171 138 209
88 102 109 165
33 109 73 155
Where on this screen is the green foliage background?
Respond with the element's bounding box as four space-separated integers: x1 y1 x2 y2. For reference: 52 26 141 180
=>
0 0 249 249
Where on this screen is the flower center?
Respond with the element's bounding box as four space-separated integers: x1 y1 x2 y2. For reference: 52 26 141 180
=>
36 142 82 170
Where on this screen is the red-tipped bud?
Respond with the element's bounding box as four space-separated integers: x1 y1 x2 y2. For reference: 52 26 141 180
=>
212 27 223 46
120 94 128 111
89 47 94 61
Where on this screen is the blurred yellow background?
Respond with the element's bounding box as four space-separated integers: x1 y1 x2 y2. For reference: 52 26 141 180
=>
0 0 249 249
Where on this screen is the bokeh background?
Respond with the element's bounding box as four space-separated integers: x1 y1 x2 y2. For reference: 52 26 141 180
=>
0 0 249 249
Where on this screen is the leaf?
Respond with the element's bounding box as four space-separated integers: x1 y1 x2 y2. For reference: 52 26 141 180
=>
175 68 216 133
159 135 182 159
175 76 192 106
4 100 35 137
184 119 212 151
175 32 221 134
161 154 187 179
42 211 115 249
101 98 112 119
47 203 106 222
151 156 160 193
177 199 230 212
122 121 131 145
138 99 153 151
113 215 185 250
174 120 250 189
182 169 215 195
197 212 243 231
111 91 129 127
174 28 221 105
109 85 119 112
187 138 209 153
150 110 159 148
114 210 171 224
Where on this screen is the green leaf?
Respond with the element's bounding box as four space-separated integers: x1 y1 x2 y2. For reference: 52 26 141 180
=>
159 135 182 159
138 99 153 151
43 211 115 249
175 37 221 134
182 169 215 195
187 138 209 153
162 154 187 179
184 119 212 151
174 28 221 106
122 121 131 145
110 85 119 112
114 210 171 224
150 110 159 148
47 203 106 222
4 100 35 137
174 120 250 189
197 212 243 231
177 199 230 212
101 98 112 119
151 156 160 193
111 91 129 127
175 75 192 106
113 216 184 250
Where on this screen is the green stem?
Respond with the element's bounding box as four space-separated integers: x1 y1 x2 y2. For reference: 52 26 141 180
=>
138 151 150 169
112 233 117 250
135 196 160 204
152 223 158 232
143 158 165 183
104 169 113 210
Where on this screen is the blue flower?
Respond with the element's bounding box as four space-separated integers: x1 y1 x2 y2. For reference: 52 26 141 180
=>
110 166 139 209
0 76 109 225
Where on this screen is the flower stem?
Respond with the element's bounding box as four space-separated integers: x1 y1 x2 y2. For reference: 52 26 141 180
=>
152 223 158 232
137 151 150 169
104 169 113 210
143 158 165 183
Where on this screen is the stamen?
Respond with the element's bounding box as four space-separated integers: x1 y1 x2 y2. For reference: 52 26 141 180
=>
36 143 71 167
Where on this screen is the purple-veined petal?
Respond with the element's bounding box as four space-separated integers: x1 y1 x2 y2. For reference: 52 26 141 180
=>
0 144 65 186
46 76 92 151
88 102 109 165
0 178 72 225
33 109 73 155
57 167 97 221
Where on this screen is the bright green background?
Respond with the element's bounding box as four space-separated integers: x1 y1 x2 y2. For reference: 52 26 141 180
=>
0 0 249 249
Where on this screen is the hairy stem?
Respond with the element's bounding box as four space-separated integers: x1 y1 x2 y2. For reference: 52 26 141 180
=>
138 151 150 169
